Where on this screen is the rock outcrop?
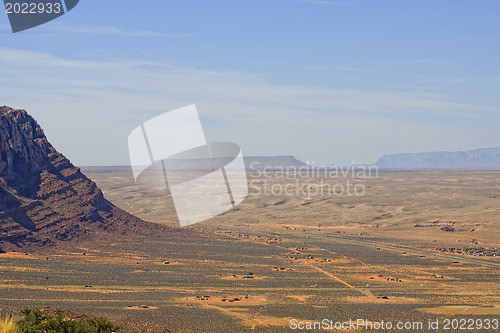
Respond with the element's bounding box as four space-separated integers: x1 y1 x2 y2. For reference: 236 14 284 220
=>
0 106 174 251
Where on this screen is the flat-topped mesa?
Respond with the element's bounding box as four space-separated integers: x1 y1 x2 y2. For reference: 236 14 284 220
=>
0 106 174 251
375 147 500 169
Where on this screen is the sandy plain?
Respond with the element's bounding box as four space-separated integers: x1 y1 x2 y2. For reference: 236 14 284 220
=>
0 169 499 332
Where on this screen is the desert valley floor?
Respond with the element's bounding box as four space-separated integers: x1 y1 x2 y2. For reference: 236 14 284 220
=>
1 169 499 332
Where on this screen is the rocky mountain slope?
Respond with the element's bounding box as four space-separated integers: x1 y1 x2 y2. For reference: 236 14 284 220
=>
375 147 500 169
0 106 175 251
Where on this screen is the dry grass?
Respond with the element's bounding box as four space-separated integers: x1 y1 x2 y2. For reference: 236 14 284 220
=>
0 316 17 333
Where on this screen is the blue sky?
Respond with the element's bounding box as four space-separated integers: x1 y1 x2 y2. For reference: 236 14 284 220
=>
1 0 499 165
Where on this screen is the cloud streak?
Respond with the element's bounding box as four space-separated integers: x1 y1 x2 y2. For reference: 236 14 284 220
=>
0 47 497 166
53 24 193 38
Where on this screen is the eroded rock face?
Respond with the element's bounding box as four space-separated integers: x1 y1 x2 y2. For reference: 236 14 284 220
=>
0 106 173 251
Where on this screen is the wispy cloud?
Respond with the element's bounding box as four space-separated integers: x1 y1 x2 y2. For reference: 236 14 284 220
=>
336 65 470 85
0 47 496 165
54 24 193 38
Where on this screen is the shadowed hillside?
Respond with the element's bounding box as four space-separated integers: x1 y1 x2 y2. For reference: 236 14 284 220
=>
0 106 178 252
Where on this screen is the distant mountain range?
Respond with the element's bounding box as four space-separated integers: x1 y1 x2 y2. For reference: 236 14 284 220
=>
80 156 308 174
375 147 500 169
81 148 500 174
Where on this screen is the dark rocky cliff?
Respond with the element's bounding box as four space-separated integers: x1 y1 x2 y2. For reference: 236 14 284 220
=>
0 106 174 251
